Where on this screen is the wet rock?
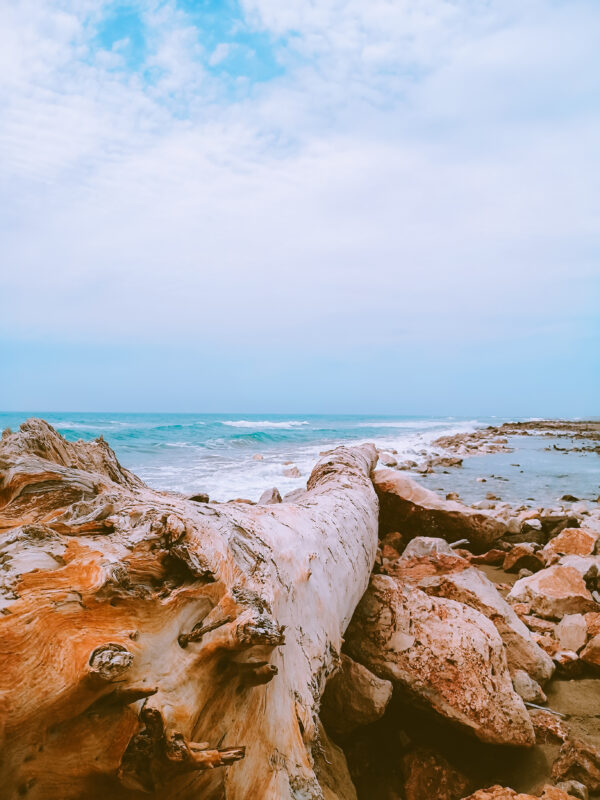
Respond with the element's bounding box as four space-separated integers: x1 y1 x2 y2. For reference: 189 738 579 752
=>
258 487 282 504
402 747 472 800
507 566 598 620
252 453 264 461
283 465 301 478
512 669 546 703
374 470 506 552
188 492 209 503
378 452 398 467
345 575 535 746
543 528 599 559
555 614 587 653
552 738 600 791
320 654 392 737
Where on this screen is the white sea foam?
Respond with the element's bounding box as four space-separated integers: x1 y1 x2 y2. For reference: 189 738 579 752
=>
221 420 309 429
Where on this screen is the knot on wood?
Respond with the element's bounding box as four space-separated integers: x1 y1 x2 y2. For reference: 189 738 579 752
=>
236 615 285 648
88 643 133 681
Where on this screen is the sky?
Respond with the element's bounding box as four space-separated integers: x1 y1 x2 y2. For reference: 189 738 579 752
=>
1 0 599 416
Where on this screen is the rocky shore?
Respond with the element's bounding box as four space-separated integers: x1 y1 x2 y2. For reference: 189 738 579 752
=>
0 419 599 800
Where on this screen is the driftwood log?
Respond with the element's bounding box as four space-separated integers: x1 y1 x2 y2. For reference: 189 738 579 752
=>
0 420 379 800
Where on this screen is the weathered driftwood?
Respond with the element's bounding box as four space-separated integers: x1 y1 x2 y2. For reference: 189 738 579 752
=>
0 420 379 800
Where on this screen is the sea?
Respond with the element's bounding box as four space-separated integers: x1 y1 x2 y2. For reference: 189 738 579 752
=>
1 413 598 506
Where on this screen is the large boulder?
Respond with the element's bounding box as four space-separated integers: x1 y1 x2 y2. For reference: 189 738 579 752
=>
388 545 554 684
320 654 392 736
543 528 599 559
507 566 598 620
373 470 506 552
344 575 535 746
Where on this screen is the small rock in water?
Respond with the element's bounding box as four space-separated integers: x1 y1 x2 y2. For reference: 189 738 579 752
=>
283 465 301 478
446 492 460 501
258 487 282 505
476 477 487 483
188 492 209 503
253 453 264 461
486 492 500 501
378 452 398 467
562 494 580 503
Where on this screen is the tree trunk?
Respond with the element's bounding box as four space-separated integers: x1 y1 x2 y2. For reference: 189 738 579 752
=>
0 420 379 800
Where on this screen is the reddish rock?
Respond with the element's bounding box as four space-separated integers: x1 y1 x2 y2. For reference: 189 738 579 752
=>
373 470 506 551
585 611 600 638
507 566 598 620
402 747 472 800
345 575 535 746
543 528 599 558
390 551 554 684
503 543 545 573
529 709 569 744
470 549 506 566
522 615 557 635
552 738 600 791
461 786 578 800
581 633 600 667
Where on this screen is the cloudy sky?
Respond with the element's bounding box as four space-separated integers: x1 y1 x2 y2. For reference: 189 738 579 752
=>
1 0 598 415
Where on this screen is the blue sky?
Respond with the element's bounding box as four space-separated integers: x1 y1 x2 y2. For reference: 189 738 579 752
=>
0 0 599 415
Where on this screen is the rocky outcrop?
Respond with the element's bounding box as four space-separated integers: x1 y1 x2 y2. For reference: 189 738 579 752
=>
344 575 535 746
507 566 598 619
373 470 506 551
0 420 380 800
320 654 392 737
387 544 554 684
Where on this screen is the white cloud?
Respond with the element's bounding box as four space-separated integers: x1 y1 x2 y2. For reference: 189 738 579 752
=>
0 0 599 406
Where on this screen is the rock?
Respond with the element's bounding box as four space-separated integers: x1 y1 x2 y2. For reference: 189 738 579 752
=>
257 487 282 504
313 722 358 800
472 500 496 510
529 709 569 744
584 611 600 637
522 518 543 532
378 452 398 467
503 544 545 574
446 492 461 501
507 566 598 619
581 633 600 667
555 614 587 652
562 495 580 503
188 492 210 503
543 528 599 558
552 738 600 791
374 470 506 552
512 669 546 703
402 747 472 800
401 536 454 559
345 575 535 746
555 782 588 800
320 654 392 737
486 492 500 500
519 568 534 579
470 549 507 566
252 453 264 460
283 465 301 478
282 487 306 502
390 555 554 684
461 785 579 800
553 650 584 678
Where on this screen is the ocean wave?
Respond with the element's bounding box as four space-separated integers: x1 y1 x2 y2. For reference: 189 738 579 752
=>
221 420 309 429
354 420 461 429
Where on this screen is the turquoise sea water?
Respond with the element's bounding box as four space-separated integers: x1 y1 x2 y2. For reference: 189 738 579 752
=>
0 413 597 504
